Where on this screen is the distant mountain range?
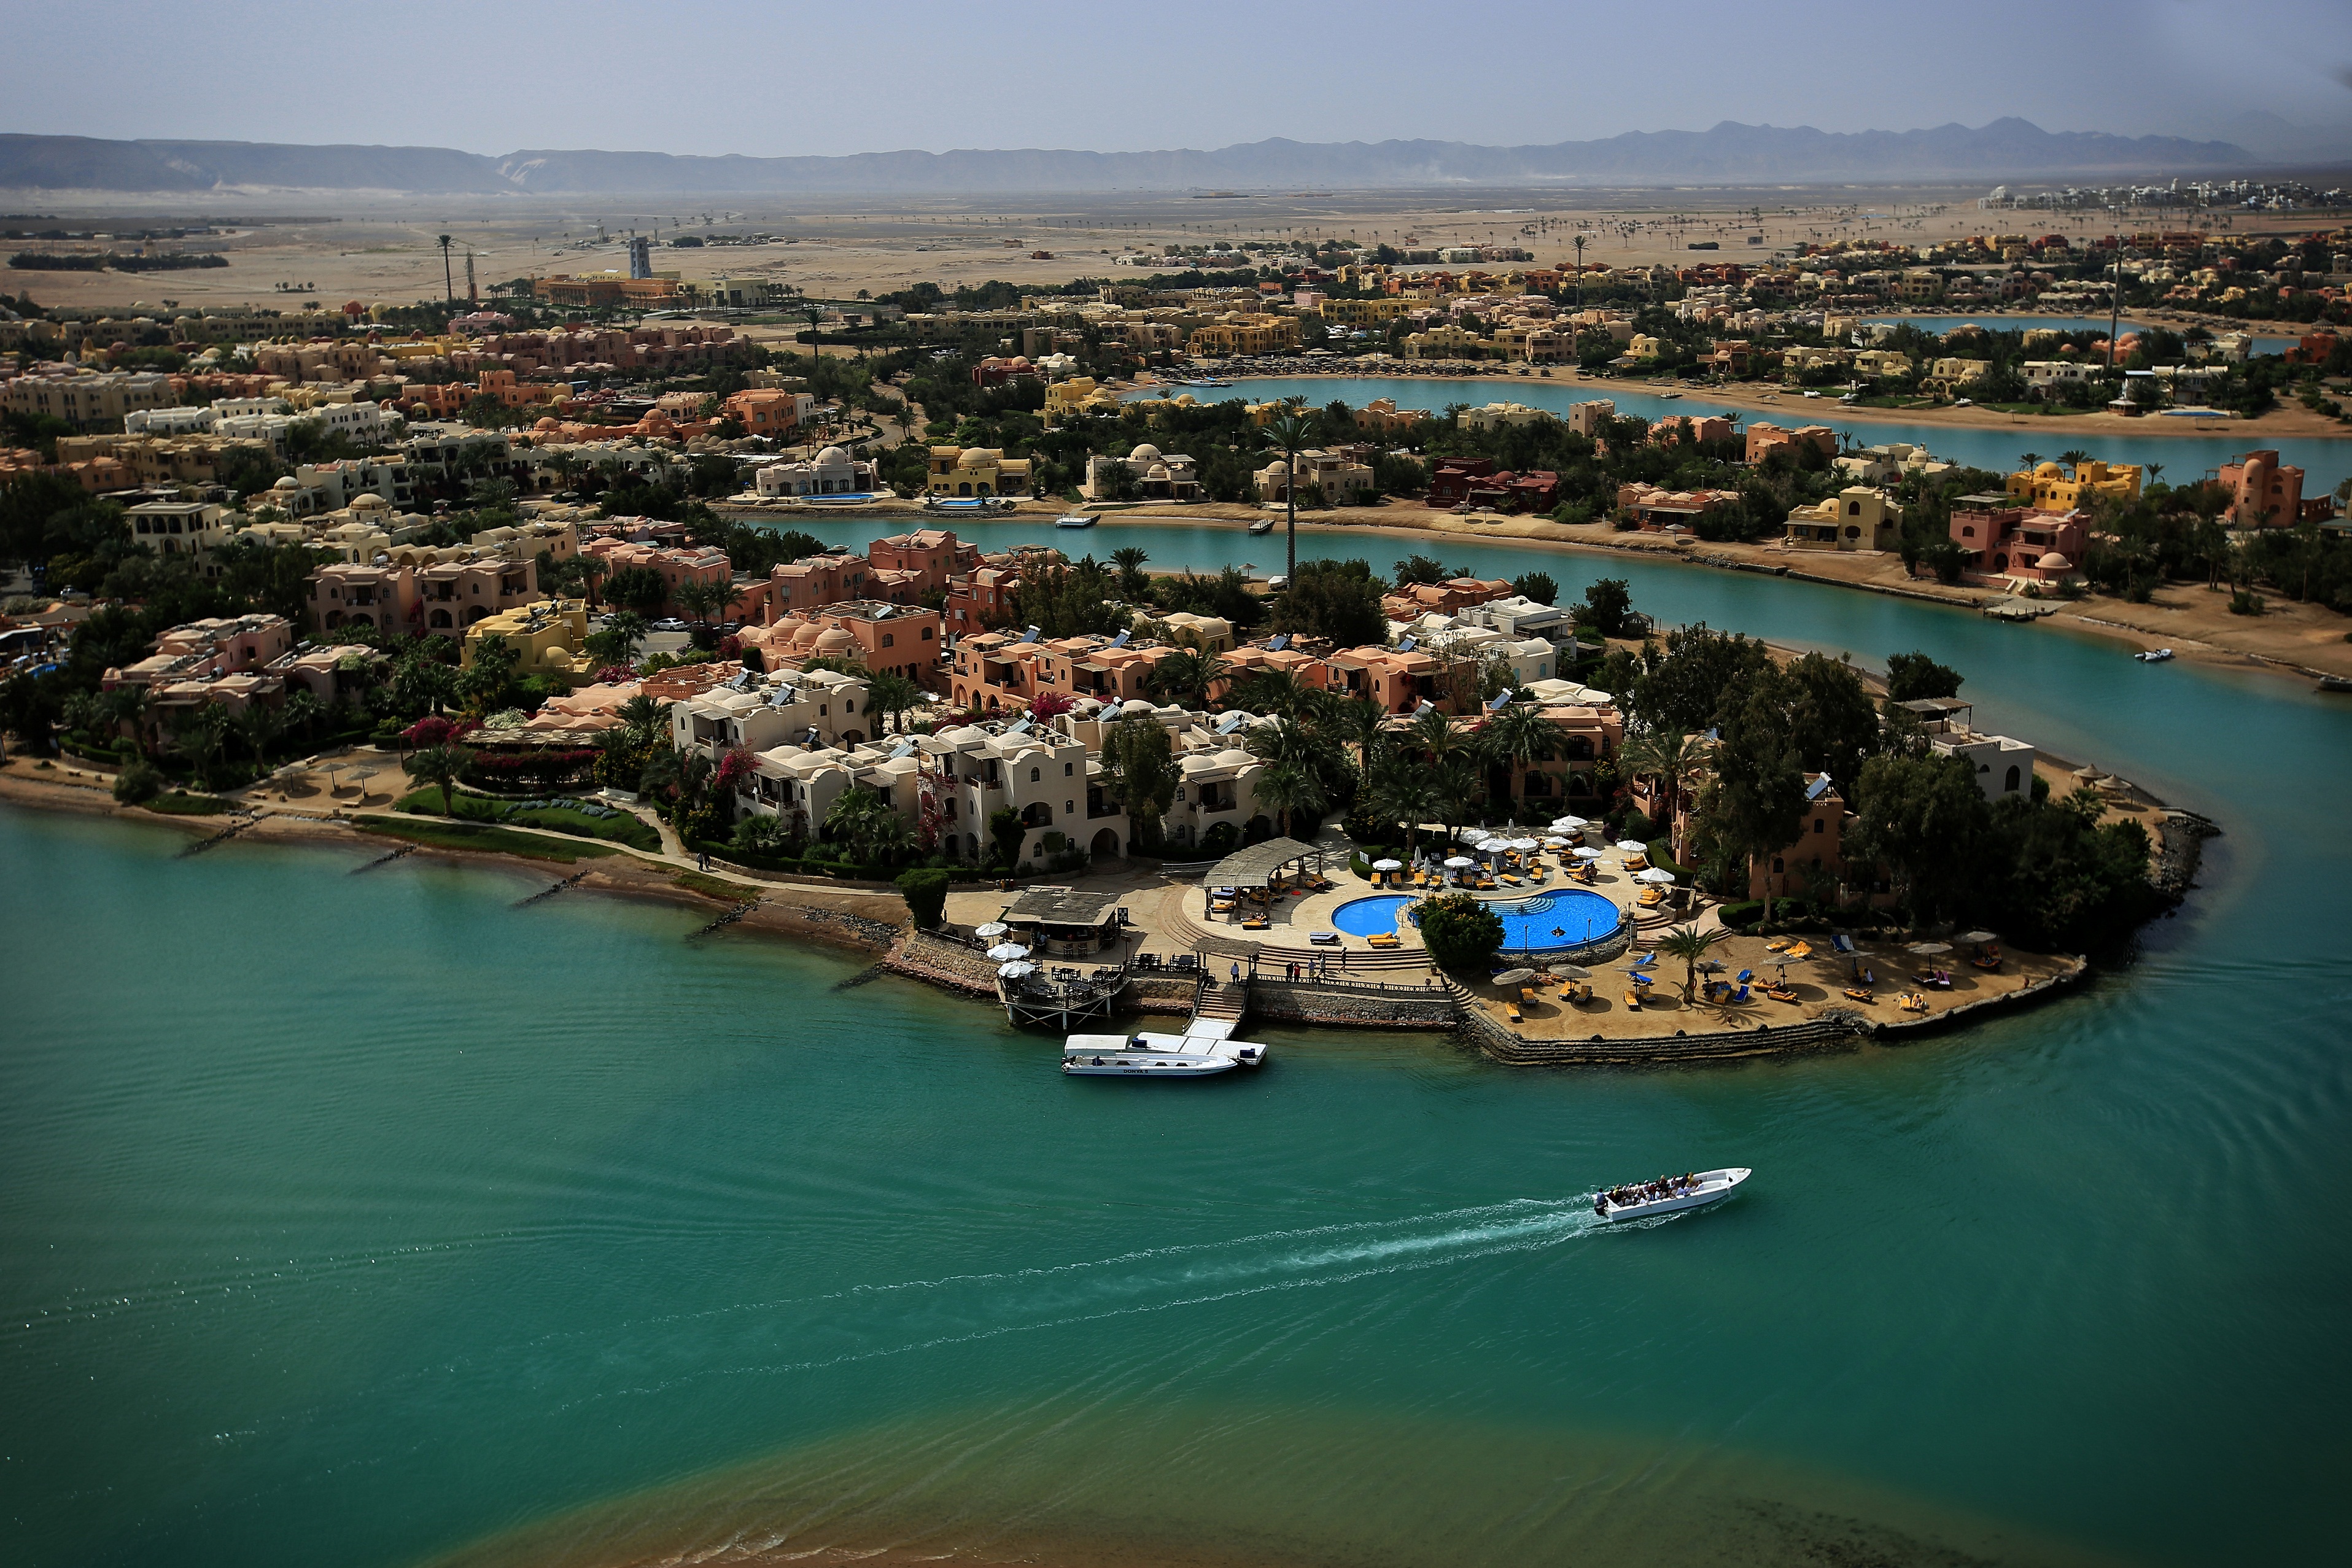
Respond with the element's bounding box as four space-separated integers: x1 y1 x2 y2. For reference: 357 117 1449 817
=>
0 119 2289 196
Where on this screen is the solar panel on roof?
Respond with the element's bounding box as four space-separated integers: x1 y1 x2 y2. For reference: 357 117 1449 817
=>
887 739 915 760
1215 711 1247 734
1396 635 1415 652
1486 688 1514 710
1267 633 1289 651
1109 629 1130 647
1806 774 1833 800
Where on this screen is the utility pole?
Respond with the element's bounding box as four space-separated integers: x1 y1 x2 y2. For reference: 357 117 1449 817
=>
437 234 454 303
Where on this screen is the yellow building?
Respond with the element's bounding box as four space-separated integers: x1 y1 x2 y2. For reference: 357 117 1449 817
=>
926 446 1033 498
462 599 596 685
1784 489 1903 552
1321 297 1413 326
1184 314 1299 357
1402 323 1489 360
2006 459 2143 513
1042 377 1122 425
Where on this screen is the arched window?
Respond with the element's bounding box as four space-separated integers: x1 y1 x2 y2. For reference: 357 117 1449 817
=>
1771 856 1785 872
2005 764 2022 793
1064 761 1074 776
1847 500 1861 515
1030 766 1041 782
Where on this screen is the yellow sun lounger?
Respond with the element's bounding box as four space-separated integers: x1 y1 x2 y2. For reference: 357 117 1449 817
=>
1504 1003 1524 1025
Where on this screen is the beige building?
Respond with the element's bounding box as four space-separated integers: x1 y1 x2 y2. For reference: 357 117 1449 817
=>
926 446 1033 498
1784 487 1902 551
460 599 596 685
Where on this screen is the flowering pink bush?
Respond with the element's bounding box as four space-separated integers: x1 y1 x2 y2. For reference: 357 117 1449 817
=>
714 747 757 794
592 665 637 685
716 634 743 660
1029 689 1076 721
402 715 459 747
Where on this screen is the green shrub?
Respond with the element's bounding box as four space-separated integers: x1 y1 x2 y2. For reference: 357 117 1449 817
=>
1418 891 1505 972
1716 899 1765 931
895 867 950 928
112 760 163 805
1200 821 1240 858
2230 590 2265 616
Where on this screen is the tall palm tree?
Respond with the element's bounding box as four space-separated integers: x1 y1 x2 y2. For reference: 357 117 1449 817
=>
2144 461 2164 489
102 685 150 755
1263 401 1315 580
674 578 725 637
1145 646 1226 710
2059 448 2091 475
574 553 607 608
1332 696 1392 774
1620 728 1706 836
403 742 472 816
1254 755 1330 840
867 670 922 734
437 234 455 303
2017 450 2043 473
235 702 284 772
1365 757 1442 863
1110 545 1150 600
1658 923 1732 1002
170 702 232 790
1477 698 1556 813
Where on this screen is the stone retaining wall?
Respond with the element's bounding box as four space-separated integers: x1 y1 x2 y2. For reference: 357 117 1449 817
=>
1251 979 1457 1030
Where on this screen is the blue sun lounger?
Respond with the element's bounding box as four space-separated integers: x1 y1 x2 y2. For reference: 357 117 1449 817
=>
1832 934 1857 955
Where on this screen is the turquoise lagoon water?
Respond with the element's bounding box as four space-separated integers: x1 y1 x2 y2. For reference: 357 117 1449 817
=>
5 530 2351 1568
1206 376 2352 494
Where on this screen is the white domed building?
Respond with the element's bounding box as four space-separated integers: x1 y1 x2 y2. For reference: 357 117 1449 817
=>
756 443 879 499
1082 441 1200 502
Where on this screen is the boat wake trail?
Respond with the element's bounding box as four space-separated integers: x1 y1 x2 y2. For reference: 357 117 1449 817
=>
558 1198 1606 1410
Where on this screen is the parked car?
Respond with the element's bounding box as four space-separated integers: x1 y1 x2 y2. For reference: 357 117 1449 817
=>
651 618 688 632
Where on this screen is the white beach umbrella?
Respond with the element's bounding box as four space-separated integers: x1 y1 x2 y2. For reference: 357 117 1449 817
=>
1443 856 1477 869
972 922 1009 939
1956 930 2000 944
996 960 1037 979
1550 964 1591 979
1372 858 1404 871
1636 867 1677 885
1615 839 1648 853
1510 838 1539 852
1551 816 1587 830
1492 968 1537 987
1573 847 1605 860
1543 837 1570 848
986 942 1031 961
1907 942 1953 956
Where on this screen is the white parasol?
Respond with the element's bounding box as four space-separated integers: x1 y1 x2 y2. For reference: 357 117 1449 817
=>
1907 942 1953 956
996 960 1037 979
1573 847 1605 860
972 922 1009 939
1636 867 1677 885
986 942 1031 961
1491 968 1537 987
1551 816 1588 830
1615 839 1648 853
1372 858 1403 871
1443 856 1477 869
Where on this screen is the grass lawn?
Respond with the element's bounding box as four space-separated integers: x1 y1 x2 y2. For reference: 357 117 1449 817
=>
394 786 662 852
142 793 231 816
355 815 618 863
672 869 751 901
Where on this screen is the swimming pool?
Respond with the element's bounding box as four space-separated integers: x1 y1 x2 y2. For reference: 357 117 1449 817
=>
1328 890 1624 953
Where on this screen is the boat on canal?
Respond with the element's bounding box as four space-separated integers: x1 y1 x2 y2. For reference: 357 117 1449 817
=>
2135 648 2175 663
1592 1167 1749 1222
1055 513 1097 529
1060 1018 1269 1078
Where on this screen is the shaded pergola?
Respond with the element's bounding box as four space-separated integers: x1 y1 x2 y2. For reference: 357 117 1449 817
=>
1201 836 1327 891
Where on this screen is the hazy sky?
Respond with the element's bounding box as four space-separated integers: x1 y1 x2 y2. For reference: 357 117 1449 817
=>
10 0 2351 155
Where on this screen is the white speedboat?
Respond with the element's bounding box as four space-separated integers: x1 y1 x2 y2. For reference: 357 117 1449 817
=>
1592 1167 1749 1222
1249 518 1276 535
1061 1019 1268 1077
1055 513 1096 529
2135 647 2174 663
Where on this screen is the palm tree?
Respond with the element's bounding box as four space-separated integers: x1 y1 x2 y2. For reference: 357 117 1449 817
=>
1145 646 1226 710
169 702 232 790
102 685 150 755
675 578 726 637
1620 728 1706 838
235 702 284 773
2059 448 2091 475
437 234 455 303
404 742 472 816
573 553 607 608
1263 401 1315 580
1365 757 1442 862
2017 451 2043 473
867 669 922 734
1332 696 1392 774
2144 461 2164 489
616 693 669 743
1477 697 1556 812
1230 667 1316 721
1110 546 1150 600
280 688 322 750
1657 923 1732 1002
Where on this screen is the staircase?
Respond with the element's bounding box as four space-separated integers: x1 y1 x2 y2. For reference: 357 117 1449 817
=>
1190 971 1251 1030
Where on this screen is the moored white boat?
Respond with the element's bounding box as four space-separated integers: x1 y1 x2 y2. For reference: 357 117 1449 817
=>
1592 1167 1748 1222
1249 518 1276 535
1061 1019 1268 1077
1055 513 1097 529
2135 647 2174 663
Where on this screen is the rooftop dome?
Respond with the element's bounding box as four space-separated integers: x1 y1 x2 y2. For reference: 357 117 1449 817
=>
271 475 301 491
2038 552 2073 571
1266 459 1290 475
1120 698 1155 715
1147 464 1170 479
813 626 858 654
1128 442 1162 463
534 416 560 432
1214 748 1255 768
791 621 822 650
815 445 848 465
2036 461 2065 477
349 492 388 511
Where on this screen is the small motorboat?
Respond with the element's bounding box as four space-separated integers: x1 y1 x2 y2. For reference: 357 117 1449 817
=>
1055 513 1096 529
1249 517 1276 535
2135 648 2174 663
1060 1022 1268 1078
1593 1168 1750 1223
2319 675 2352 694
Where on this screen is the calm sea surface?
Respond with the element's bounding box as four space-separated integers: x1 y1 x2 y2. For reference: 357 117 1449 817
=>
5 534 2350 1567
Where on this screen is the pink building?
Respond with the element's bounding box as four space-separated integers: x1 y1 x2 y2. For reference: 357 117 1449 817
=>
583 538 733 618
2214 450 2313 528
1379 578 1514 619
1948 500 2087 584
1745 422 1839 464
1649 414 1734 447
1617 483 1742 531
306 562 421 636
